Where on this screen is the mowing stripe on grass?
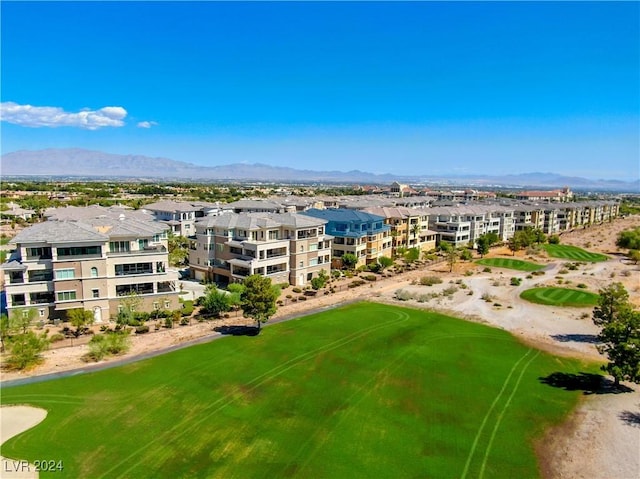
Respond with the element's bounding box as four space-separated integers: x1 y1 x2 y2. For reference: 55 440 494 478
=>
100 308 412 478
479 351 541 479
460 349 534 479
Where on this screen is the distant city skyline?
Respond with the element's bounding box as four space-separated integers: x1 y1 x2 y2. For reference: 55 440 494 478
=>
1 1 638 180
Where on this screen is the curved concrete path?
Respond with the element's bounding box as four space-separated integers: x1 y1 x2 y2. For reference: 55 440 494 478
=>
0 406 47 479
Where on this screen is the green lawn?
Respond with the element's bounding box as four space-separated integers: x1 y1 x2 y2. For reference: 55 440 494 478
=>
1 303 597 479
476 258 544 272
520 287 600 307
542 244 608 262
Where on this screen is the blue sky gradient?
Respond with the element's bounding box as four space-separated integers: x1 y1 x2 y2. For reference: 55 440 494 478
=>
1 1 638 179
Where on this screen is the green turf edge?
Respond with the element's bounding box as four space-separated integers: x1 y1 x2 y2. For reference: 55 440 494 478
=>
542 244 608 262
476 258 545 272
520 287 600 307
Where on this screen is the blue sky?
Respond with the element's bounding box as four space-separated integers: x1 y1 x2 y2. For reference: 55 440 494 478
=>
1 1 638 180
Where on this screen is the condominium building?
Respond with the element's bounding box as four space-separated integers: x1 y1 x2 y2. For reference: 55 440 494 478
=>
1 213 179 322
143 200 222 236
301 209 392 267
362 206 437 255
189 212 333 286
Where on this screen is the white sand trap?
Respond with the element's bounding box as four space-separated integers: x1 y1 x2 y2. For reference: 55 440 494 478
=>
0 406 47 479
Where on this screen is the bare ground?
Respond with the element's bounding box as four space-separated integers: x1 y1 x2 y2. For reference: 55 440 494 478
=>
1 216 639 478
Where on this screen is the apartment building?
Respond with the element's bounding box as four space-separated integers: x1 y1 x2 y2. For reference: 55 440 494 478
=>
189 212 333 287
143 200 221 236
301 209 392 267
1 213 179 322
362 206 436 255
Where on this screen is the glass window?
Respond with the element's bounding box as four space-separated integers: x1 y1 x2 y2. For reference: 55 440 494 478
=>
91 267 98 277
57 291 77 301
55 269 75 280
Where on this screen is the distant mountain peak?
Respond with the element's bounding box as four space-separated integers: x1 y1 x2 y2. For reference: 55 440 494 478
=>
1 148 637 191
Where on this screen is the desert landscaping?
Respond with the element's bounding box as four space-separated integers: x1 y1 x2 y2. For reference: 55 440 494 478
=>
1 215 639 478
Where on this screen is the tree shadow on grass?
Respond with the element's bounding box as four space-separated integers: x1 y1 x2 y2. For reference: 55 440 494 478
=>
619 410 640 428
539 372 634 395
213 325 260 336
550 334 600 344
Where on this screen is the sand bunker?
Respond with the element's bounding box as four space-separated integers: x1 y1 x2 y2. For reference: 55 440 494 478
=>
0 406 47 479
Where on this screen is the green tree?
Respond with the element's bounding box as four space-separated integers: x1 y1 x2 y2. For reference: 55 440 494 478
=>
548 234 561 244
532 228 547 244
404 247 420 264
616 227 640 250
341 253 358 270
377 256 394 270
460 248 473 262
67 308 94 336
410 223 421 244
168 232 189 266
593 283 640 385
628 249 640 265
200 286 232 317
117 292 142 328
310 269 329 290
0 313 13 353
447 248 459 273
10 307 37 334
476 236 491 258
240 275 278 332
508 235 523 256
5 330 50 370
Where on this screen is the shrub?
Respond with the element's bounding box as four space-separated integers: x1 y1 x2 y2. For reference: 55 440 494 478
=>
49 333 65 343
464 270 474 277
298 296 307 301
394 289 414 301
558 269 569 275
548 234 560 244
292 287 302 294
420 276 443 286
576 283 588 289
363 274 377 282
510 277 522 286
442 286 458 296
135 325 150 334
483 267 492 273
164 317 173 329
481 293 493 302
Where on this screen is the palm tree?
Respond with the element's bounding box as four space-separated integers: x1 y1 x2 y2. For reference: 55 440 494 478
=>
410 223 421 247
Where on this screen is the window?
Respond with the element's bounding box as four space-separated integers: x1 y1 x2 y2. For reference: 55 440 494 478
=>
57 291 77 301
164 300 170 309
26 247 52 260
299 261 304 268
55 269 75 280
116 283 153 296
92 289 99 298
268 230 279 240
57 246 101 257
91 267 98 277
22 310 29 318
115 263 153 276
39 309 45 317
109 241 130 253
309 258 318 266
153 302 160 310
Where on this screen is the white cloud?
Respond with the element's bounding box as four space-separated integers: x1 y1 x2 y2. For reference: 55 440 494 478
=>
137 121 158 129
0 102 127 129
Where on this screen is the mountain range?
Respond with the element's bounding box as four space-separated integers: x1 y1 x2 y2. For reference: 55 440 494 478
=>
1 148 638 191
